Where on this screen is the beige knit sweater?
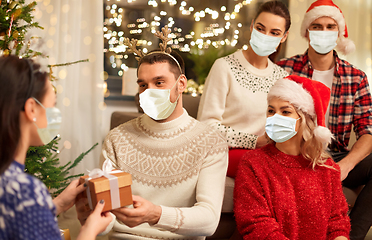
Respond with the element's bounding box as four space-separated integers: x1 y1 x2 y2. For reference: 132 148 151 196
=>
102 110 228 239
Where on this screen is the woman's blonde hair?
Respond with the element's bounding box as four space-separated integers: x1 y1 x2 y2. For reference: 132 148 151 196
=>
296 109 332 169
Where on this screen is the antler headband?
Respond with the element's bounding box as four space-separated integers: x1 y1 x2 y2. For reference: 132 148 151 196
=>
123 26 182 73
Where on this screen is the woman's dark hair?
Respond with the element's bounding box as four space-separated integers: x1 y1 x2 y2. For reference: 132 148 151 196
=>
137 50 185 79
0 56 49 174
253 0 291 62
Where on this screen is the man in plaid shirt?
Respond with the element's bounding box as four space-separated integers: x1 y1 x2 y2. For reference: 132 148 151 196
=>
277 1 372 239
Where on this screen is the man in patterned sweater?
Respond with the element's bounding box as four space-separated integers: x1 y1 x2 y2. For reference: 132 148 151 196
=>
77 49 228 239
277 1 372 239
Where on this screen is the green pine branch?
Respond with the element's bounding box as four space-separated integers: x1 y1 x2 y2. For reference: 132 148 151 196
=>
188 46 235 84
48 59 89 68
25 137 99 197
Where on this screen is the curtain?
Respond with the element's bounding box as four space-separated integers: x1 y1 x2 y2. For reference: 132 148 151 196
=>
29 0 104 175
286 0 372 84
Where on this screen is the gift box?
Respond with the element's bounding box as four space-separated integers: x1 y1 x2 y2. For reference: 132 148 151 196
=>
60 229 70 240
78 170 133 212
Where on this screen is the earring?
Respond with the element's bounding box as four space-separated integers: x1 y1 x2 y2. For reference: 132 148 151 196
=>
33 118 36 122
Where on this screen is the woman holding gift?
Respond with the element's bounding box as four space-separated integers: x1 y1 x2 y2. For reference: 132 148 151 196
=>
234 75 350 239
0 55 112 239
197 0 290 178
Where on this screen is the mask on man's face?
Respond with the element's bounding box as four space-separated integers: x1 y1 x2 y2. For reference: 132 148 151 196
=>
308 30 338 54
139 75 182 120
33 98 62 145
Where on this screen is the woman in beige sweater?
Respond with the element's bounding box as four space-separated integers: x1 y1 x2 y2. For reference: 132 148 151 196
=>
198 1 290 177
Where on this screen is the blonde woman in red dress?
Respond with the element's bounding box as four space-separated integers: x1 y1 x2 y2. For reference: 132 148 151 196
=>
234 75 350 240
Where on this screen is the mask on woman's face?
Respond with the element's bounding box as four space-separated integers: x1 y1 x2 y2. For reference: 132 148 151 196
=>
33 98 62 145
139 75 182 121
249 28 283 57
265 114 299 143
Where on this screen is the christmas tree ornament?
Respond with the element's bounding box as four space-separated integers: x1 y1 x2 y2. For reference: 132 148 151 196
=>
13 8 22 19
8 1 17 10
12 29 18 38
7 15 14 37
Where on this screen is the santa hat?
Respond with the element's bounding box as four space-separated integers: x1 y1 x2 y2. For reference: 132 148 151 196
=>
267 75 333 144
301 0 355 55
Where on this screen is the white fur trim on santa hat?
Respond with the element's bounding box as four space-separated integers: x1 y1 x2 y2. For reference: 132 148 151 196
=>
301 6 345 38
267 78 315 117
313 126 333 145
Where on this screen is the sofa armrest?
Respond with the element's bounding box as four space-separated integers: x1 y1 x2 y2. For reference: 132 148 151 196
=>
222 176 234 213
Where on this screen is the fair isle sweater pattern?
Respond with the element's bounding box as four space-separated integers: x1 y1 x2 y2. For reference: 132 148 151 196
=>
103 116 228 188
225 54 288 93
0 161 60 240
137 114 195 140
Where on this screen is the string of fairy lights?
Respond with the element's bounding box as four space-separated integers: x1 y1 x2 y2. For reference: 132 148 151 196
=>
104 0 254 77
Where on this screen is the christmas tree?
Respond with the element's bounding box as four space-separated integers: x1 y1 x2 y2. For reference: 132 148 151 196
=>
25 138 98 198
0 0 43 57
1 0 94 196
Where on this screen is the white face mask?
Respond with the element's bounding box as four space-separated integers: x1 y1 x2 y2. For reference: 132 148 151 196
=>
139 75 182 121
33 98 62 145
265 114 299 143
308 30 338 54
249 28 283 57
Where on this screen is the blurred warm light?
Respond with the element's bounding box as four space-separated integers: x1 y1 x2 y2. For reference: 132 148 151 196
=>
64 141 72 149
105 0 250 72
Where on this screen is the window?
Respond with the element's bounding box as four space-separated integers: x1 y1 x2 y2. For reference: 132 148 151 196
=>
103 0 288 99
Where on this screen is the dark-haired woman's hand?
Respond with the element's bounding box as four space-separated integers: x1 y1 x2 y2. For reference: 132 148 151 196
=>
53 179 86 215
77 200 113 240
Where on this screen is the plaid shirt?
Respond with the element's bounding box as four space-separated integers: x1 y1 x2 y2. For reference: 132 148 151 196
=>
277 50 372 152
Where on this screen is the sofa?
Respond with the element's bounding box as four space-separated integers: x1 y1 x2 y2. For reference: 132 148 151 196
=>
109 93 361 239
